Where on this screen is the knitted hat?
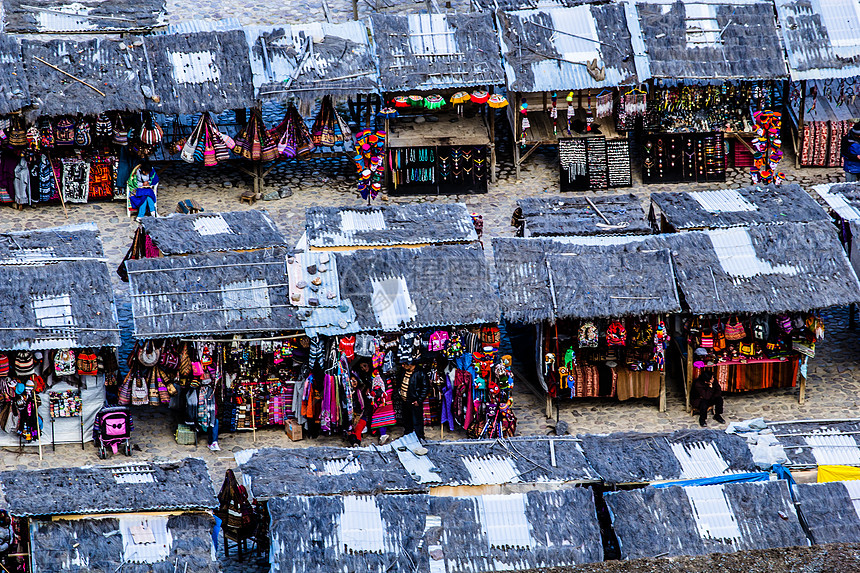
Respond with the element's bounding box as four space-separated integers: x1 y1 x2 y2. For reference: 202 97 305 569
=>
851 122 860 138
14 352 35 376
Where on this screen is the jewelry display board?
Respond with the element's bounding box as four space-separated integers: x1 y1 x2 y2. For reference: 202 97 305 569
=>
388 145 489 196
559 137 632 192
642 132 725 184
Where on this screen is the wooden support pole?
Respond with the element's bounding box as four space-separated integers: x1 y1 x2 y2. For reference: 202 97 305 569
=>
489 86 497 184
796 79 806 170
545 394 553 419
659 371 667 413
352 0 358 19
798 356 808 405
685 343 694 412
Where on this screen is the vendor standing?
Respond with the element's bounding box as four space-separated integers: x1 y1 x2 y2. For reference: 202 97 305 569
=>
691 370 726 427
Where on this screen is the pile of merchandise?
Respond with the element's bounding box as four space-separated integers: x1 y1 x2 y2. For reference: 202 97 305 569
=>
686 313 823 391
544 317 669 400
0 348 115 441
123 326 517 441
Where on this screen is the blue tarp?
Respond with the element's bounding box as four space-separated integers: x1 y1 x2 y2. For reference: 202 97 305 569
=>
651 472 771 489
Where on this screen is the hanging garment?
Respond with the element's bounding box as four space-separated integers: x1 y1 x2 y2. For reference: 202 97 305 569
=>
13 157 30 205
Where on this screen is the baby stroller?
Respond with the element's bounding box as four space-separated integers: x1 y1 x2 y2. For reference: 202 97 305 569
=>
93 406 133 459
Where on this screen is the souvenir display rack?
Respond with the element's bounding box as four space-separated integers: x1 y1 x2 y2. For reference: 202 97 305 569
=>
558 136 632 192
641 132 726 184
540 316 669 411
683 313 824 410
510 89 627 179
387 145 489 195
48 389 84 451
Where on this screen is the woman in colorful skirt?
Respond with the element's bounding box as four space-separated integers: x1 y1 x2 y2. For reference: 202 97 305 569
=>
371 372 396 444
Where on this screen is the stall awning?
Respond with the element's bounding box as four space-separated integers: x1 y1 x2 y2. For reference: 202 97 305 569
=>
518 195 651 237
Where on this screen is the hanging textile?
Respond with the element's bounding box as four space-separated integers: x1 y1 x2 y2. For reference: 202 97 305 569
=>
310 95 352 146
61 158 91 203
88 156 114 199
234 108 278 162
269 104 315 159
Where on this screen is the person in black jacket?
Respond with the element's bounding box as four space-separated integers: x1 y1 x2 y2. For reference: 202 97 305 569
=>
691 370 725 427
398 363 429 440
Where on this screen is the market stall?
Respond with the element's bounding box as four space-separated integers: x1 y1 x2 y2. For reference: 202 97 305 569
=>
370 13 505 195
649 183 831 232
126 248 330 441
493 236 680 414
774 0 860 168
0 459 218 573
0 223 120 451
628 0 789 183
514 194 650 237
243 21 380 197
496 4 638 184
118 209 288 279
304 202 479 250
661 221 860 408
334 243 510 438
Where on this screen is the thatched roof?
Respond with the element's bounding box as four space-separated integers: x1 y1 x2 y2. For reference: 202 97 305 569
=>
140 210 287 255
630 0 788 80
0 224 119 351
31 513 218 573
268 489 603 573
0 458 216 517
797 481 860 544
235 446 421 498
306 203 478 248
498 4 638 92
0 34 28 114
578 429 755 485
776 0 860 81
493 236 679 323
651 184 829 231
605 480 807 559
667 221 860 315
127 248 300 339
2 0 165 33
246 21 378 102
337 244 499 331
370 13 504 91
518 195 651 237
23 37 145 117
144 30 253 115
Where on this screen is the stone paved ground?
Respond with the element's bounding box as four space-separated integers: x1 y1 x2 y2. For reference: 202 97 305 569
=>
0 125 853 572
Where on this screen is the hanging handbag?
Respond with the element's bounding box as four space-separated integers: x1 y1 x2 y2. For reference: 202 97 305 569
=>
74 120 91 146
724 316 746 341
38 118 55 148
7 117 27 147
95 114 113 138
118 370 133 405
179 343 192 377
54 349 76 376
739 341 756 357
113 116 128 146
140 113 164 145
55 118 75 146
159 343 180 371
76 350 98 376
131 374 149 406
137 341 161 368
699 331 714 348
713 330 726 352
182 114 206 163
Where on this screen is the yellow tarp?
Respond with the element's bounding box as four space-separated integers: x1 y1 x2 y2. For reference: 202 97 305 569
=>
817 465 860 483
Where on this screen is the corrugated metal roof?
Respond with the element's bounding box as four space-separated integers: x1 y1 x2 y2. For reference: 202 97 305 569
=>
300 299 359 338
814 182 860 221
462 455 521 485
842 480 860 517
389 433 442 483
684 484 743 546
307 204 478 249
804 431 860 466
706 227 800 279
776 0 860 81
499 4 639 92
370 276 417 331
120 516 171 564
163 18 241 34
671 442 732 479
479 494 535 550
691 190 758 213
339 496 386 553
